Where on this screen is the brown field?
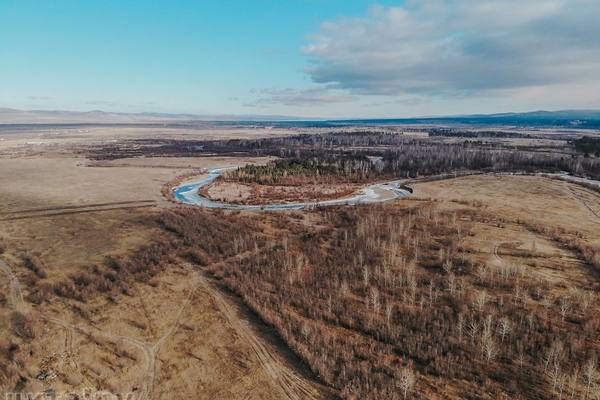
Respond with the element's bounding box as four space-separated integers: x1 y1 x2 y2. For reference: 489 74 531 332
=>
1 125 599 400
202 180 361 205
0 126 329 400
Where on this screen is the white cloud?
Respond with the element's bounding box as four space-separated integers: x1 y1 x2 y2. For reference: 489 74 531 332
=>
303 0 600 97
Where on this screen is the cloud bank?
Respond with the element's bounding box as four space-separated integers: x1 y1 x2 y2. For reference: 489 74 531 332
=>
246 87 354 107
304 0 600 96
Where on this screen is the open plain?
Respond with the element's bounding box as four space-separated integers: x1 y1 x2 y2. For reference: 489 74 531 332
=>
0 123 599 400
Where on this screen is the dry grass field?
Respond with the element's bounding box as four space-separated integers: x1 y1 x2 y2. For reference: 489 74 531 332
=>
0 126 330 400
0 125 599 399
202 177 599 399
202 180 361 204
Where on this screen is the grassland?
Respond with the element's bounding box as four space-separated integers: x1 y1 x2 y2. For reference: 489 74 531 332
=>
1 124 599 400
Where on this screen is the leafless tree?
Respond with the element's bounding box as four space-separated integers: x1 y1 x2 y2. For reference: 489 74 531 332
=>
544 341 564 374
559 297 571 322
474 290 488 311
584 357 597 400
481 315 495 360
578 290 593 316
457 313 464 343
483 336 497 362
386 302 394 329
467 319 479 344
447 273 456 295
541 296 553 319
556 373 567 400
408 277 417 306
442 259 453 275
498 318 511 343
397 366 416 399
363 265 370 287
526 313 536 332
370 286 380 312
568 368 579 400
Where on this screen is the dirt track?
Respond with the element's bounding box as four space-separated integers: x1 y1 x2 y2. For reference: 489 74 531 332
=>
197 274 323 400
0 200 157 221
0 251 327 400
566 184 600 221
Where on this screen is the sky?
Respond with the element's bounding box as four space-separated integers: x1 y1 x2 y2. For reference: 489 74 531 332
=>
1 0 600 118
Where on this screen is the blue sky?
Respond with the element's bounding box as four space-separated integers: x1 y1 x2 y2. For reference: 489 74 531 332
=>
1 0 600 118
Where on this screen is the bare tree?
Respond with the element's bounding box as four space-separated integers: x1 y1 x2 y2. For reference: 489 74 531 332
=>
442 259 453 275
467 319 479 344
541 296 553 320
526 313 536 332
386 302 394 329
407 277 417 306
370 286 380 312
498 318 511 343
457 313 464 343
578 290 594 316
363 265 370 287
584 357 597 400
556 373 567 400
474 290 488 311
559 297 571 322
447 273 456 295
482 315 496 361
483 336 497 362
397 366 416 399
568 368 579 400
544 341 564 374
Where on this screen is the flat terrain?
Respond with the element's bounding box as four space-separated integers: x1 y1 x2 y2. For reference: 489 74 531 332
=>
415 174 600 247
202 180 361 205
1 125 599 399
0 125 329 400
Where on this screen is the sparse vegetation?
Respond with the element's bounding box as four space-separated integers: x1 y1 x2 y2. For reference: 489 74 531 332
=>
171 202 599 400
21 255 47 279
2 124 600 399
10 312 35 339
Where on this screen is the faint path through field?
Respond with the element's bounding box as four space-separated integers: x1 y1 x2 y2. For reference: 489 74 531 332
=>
1 253 324 400
42 274 200 400
492 244 503 264
0 258 26 313
0 200 157 221
565 184 600 222
0 252 193 400
197 273 323 400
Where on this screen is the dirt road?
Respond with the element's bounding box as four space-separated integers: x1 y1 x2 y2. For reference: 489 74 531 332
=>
1 252 327 400
197 274 323 400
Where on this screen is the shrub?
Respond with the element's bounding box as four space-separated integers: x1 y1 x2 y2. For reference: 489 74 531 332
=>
10 312 35 339
21 255 47 279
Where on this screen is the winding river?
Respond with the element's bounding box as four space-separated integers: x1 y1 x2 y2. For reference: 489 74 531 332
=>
173 168 412 211
173 168 600 211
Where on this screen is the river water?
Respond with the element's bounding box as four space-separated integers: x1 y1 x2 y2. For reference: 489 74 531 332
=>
173 168 412 211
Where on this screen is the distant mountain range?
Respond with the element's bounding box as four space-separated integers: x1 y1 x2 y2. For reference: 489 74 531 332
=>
328 110 600 129
0 108 301 124
1 107 600 128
